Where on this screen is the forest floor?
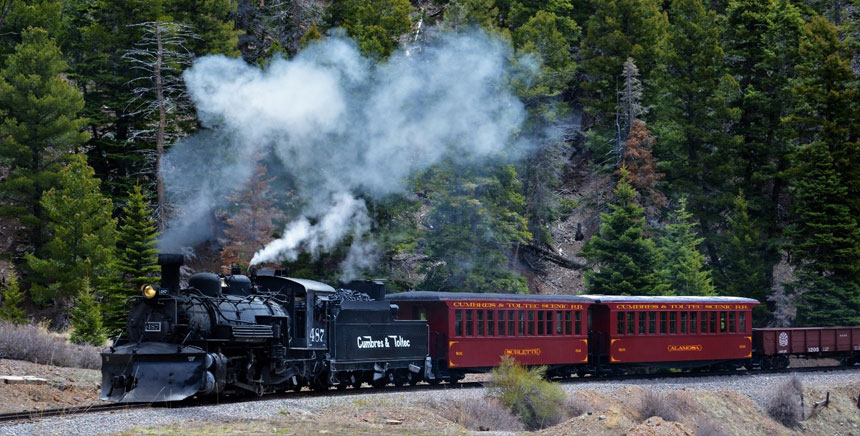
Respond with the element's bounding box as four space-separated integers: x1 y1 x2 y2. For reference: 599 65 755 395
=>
0 359 103 413
115 372 859 436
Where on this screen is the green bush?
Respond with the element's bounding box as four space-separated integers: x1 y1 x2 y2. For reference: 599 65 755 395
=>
489 355 566 430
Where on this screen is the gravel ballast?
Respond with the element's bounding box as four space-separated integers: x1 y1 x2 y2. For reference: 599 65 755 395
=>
2 369 858 435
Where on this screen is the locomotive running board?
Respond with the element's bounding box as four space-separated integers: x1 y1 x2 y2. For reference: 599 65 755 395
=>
100 342 209 403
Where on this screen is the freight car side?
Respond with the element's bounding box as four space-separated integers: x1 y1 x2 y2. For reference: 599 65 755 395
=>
753 327 860 368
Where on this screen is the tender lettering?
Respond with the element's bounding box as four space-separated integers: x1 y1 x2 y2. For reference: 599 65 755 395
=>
356 335 411 349
505 348 542 356
667 344 703 352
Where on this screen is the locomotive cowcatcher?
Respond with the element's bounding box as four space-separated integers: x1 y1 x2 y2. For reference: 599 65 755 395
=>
100 254 430 402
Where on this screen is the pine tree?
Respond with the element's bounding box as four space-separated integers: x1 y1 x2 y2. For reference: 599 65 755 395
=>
299 23 323 48
794 275 860 326
69 277 107 346
784 16 860 326
581 169 667 296
65 0 163 201
651 0 740 271
108 183 159 331
511 10 580 245
26 155 118 324
418 163 531 293
579 0 667 149
443 0 501 31
722 0 805 279
0 268 26 324
0 27 88 254
789 16 860 219
785 142 860 325
658 198 715 296
719 191 771 323
328 0 413 59
0 0 64 57
164 0 239 57
117 184 159 289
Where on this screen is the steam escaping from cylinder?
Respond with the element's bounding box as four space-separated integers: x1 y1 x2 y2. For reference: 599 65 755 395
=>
159 29 535 277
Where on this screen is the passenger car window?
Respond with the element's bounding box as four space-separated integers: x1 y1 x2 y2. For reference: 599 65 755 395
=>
680 312 687 334
648 311 656 334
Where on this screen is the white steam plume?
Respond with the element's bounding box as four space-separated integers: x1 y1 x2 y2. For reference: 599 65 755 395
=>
159 30 534 277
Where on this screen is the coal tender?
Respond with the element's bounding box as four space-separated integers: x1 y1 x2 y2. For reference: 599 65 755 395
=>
100 254 430 402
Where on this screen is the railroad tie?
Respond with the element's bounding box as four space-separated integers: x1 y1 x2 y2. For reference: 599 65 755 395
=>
0 376 48 385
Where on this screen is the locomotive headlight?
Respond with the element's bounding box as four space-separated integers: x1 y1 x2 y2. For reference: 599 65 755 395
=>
142 284 158 299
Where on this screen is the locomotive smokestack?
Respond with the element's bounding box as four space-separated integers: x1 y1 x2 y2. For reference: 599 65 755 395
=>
158 253 184 292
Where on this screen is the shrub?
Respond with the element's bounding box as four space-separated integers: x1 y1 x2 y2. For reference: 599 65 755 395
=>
427 397 525 431
767 375 803 427
696 418 728 436
0 320 101 369
639 389 680 422
566 393 589 417
489 355 566 430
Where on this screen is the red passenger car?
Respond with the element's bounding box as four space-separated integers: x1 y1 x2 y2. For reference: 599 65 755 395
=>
388 291 593 381
586 296 759 371
753 327 860 368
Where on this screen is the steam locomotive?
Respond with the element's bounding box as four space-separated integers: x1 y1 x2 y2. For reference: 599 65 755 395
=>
100 254 430 402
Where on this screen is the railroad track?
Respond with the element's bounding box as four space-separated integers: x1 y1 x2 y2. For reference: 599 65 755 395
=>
2 364 856 426
0 403 150 424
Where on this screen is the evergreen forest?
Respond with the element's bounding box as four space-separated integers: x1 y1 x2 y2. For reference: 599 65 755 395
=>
0 0 858 343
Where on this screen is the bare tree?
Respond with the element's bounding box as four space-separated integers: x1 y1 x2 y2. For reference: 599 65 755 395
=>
616 57 645 163
218 164 286 267
123 22 199 230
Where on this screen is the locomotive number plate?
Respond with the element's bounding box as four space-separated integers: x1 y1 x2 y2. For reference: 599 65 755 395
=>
144 322 161 332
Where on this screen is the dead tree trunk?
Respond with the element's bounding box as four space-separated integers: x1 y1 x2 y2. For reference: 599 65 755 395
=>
155 23 167 231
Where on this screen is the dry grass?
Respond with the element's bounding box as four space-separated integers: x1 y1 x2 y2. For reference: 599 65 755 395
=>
639 389 680 422
426 397 525 432
695 417 728 436
767 375 803 427
566 393 589 417
0 320 101 369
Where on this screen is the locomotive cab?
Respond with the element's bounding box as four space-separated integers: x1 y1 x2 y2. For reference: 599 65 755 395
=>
253 272 335 350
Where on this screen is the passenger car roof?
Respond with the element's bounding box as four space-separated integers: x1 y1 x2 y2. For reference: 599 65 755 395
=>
580 295 759 304
386 291 592 303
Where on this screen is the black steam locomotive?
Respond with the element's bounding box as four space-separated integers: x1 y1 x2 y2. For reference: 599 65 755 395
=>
100 254 430 402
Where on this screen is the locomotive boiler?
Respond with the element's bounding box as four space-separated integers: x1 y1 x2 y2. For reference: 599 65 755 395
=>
100 254 430 402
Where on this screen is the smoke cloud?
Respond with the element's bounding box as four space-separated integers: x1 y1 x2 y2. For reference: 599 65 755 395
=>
159 30 534 277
